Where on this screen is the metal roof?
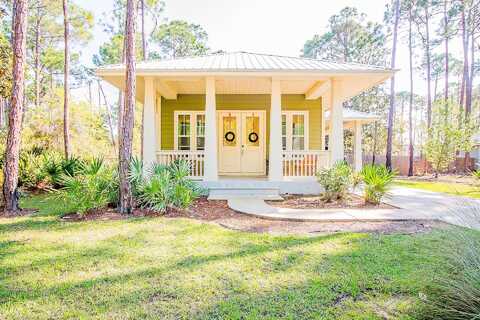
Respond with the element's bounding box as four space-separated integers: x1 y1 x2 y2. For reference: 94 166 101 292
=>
325 108 381 122
97 51 394 74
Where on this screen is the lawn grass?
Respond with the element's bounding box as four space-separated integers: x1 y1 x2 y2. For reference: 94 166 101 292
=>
0 194 457 319
395 179 480 199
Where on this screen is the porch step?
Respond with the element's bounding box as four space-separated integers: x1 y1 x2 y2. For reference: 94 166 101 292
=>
202 181 283 200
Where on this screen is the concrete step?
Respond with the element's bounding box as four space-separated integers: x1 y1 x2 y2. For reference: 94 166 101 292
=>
207 184 283 201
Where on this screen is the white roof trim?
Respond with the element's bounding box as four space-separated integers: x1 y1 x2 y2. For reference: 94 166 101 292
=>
96 51 396 76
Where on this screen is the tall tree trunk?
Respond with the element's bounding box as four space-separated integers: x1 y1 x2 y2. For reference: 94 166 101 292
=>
425 5 433 128
98 80 116 149
63 0 71 159
34 6 41 109
117 35 127 145
408 6 414 177
0 97 5 128
386 0 400 171
466 32 474 114
460 5 468 109
118 0 137 214
464 32 475 171
140 0 147 161
3 0 27 213
444 0 449 102
400 97 405 149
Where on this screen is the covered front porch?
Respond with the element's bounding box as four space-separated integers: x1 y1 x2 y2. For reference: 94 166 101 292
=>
96 52 393 186
141 76 372 182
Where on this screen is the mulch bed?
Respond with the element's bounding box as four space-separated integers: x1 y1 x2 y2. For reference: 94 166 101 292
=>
53 197 443 235
266 194 395 210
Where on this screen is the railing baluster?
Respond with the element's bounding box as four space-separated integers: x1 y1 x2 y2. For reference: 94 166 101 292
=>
281 150 330 177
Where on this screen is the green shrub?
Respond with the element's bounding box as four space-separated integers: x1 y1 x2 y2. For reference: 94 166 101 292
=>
316 162 353 202
360 164 395 204
18 151 45 189
53 159 118 215
134 160 201 213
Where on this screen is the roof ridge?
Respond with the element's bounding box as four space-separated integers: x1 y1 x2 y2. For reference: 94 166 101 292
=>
233 51 389 70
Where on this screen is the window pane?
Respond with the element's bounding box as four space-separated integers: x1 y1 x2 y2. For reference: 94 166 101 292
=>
223 116 237 146
177 114 191 150
282 137 287 151
282 114 287 135
178 114 190 136
292 115 304 135
292 137 304 151
196 114 205 136
246 116 259 147
196 137 205 150
179 137 190 150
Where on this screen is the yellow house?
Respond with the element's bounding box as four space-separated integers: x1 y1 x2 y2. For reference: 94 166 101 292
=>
97 52 393 196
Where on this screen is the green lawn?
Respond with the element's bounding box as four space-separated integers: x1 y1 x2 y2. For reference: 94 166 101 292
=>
0 194 454 319
395 179 480 198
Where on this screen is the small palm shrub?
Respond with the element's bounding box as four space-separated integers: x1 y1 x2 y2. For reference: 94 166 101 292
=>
360 164 395 204
18 151 45 189
54 158 118 215
134 160 201 213
316 162 353 202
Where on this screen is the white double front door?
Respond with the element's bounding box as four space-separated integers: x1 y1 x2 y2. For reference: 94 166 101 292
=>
218 110 266 175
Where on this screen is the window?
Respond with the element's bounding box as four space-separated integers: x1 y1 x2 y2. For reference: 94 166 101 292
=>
281 111 308 151
177 114 191 150
174 111 205 151
196 114 205 150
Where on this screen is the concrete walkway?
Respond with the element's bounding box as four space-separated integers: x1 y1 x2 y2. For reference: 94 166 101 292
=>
227 187 480 229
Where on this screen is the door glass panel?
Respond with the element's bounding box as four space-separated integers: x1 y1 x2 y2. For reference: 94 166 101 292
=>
223 116 237 146
246 116 260 147
178 114 191 150
196 114 205 150
282 114 287 150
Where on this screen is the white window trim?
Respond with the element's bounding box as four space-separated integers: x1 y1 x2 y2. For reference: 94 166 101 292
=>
174 111 205 151
282 111 309 151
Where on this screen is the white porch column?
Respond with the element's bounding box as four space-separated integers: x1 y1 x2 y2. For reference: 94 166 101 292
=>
329 79 344 164
269 78 283 181
204 76 218 181
142 77 157 171
353 121 363 172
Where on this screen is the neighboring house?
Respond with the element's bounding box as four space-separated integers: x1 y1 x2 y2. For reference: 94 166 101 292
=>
97 52 394 196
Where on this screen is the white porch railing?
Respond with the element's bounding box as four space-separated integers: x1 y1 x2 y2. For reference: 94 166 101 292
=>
282 150 330 177
156 150 205 178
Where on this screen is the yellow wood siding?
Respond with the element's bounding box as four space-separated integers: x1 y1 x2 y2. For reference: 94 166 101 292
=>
160 94 322 151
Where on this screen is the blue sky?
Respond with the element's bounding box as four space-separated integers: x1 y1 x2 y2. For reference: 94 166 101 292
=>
75 0 462 101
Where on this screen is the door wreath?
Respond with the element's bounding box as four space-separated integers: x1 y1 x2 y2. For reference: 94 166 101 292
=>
248 132 259 143
224 131 235 142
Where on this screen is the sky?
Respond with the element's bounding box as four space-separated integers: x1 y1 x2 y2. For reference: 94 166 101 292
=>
75 0 462 102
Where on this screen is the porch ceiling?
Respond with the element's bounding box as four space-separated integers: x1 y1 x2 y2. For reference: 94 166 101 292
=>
100 74 391 105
